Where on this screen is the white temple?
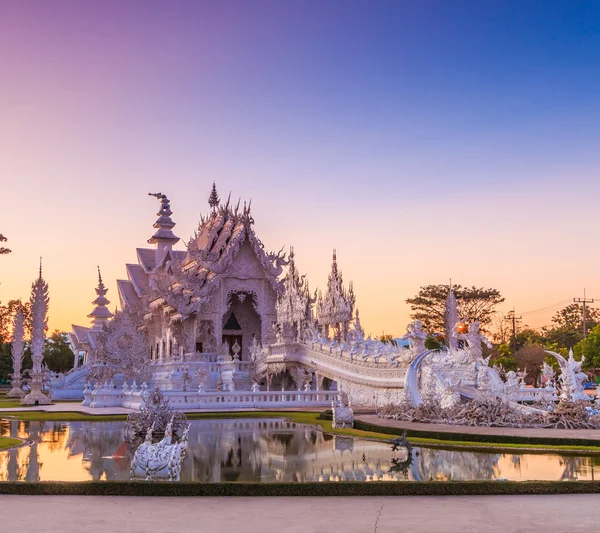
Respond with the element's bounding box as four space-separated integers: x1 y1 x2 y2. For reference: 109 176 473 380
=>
49 186 589 411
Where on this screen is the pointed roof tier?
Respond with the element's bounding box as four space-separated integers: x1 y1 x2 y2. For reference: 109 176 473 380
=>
277 247 312 327
147 192 180 247
317 250 355 327
88 267 114 331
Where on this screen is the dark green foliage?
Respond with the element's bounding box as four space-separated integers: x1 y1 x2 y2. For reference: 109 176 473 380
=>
406 284 504 333
0 329 74 382
575 324 600 375
0 233 10 255
43 331 75 373
352 420 600 448
0 480 598 496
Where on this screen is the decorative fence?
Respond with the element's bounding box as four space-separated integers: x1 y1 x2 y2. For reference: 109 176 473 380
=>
83 382 339 410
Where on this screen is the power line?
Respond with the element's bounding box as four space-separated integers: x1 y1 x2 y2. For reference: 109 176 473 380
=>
574 289 594 337
520 299 572 316
504 309 522 354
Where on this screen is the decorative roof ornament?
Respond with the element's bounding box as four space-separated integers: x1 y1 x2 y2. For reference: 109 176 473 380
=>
88 266 114 331
277 247 313 341
317 250 355 341
147 192 180 247
208 182 220 212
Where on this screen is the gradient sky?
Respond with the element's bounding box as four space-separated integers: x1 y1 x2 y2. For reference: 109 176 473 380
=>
2 1 600 337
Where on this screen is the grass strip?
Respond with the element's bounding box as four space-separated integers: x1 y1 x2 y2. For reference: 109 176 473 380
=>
0 437 22 450
0 480 599 496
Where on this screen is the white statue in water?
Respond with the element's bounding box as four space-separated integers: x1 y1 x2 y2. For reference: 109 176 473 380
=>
453 319 492 360
401 319 428 354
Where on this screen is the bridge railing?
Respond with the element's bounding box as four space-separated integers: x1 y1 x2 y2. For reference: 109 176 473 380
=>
85 383 338 410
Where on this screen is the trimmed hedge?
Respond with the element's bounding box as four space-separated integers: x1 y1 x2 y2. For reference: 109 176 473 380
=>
0 480 599 496
353 419 600 448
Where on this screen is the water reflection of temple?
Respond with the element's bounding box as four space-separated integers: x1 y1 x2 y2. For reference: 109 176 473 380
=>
0 418 597 482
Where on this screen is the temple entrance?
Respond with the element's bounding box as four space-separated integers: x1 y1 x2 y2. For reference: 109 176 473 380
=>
222 292 262 360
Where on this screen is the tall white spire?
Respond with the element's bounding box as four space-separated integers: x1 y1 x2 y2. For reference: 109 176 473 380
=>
21 260 51 405
88 267 114 331
7 304 25 398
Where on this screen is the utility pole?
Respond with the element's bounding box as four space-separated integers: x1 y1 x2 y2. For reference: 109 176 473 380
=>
574 289 594 337
504 308 522 355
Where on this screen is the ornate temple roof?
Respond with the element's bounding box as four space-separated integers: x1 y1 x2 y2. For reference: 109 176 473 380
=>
116 186 287 320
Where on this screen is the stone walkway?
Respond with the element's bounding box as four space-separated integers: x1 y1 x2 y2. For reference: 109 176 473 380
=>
357 414 600 441
0 494 596 532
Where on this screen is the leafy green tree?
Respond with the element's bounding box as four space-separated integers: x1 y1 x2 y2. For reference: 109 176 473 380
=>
574 324 600 375
406 284 504 333
515 328 546 351
552 303 600 332
0 299 31 344
43 330 75 373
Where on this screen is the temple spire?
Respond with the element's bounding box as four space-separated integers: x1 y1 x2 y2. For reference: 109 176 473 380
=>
88 267 114 331
445 286 459 352
21 262 51 405
147 192 180 249
208 182 220 211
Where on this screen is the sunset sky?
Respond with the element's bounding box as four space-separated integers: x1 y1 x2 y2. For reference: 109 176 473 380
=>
2 1 600 337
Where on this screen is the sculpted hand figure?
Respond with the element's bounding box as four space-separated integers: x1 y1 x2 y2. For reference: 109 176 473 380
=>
401 319 428 354
453 319 492 360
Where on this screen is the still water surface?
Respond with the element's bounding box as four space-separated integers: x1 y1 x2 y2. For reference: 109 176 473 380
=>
1 418 598 482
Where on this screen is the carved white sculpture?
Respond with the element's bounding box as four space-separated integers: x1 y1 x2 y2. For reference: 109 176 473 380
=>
130 417 190 481
94 310 150 382
453 319 492 360
316 251 355 341
545 349 589 402
21 264 51 406
332 392 354 428
401 319 428 355
276 248 312 341
7 306 25 398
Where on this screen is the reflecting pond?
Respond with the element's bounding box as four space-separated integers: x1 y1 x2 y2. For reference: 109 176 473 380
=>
1 418 598 482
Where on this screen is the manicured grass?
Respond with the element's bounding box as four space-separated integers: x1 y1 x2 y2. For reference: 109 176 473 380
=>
0 437 22 450
0 400 26 408
1 480 600 496
2 409 600 454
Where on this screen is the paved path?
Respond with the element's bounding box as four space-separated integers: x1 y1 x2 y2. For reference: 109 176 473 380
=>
0 404 136 415
0 494 597 532
357 413 600 441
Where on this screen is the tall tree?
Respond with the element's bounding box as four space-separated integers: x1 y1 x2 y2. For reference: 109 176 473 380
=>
0 300 31 344
574 324 600 375
552 303 600 332
0 233 10 255
43 330 75 373
406 284 504 333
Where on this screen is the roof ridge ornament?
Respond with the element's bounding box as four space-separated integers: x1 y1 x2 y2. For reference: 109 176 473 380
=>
208 182 220 212
147 192 180 248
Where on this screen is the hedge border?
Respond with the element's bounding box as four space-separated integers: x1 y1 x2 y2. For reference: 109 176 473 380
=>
0 480 599 496
352 419 600 448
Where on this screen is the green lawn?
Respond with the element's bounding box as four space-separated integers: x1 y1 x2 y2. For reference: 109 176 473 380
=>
0 437 22 450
